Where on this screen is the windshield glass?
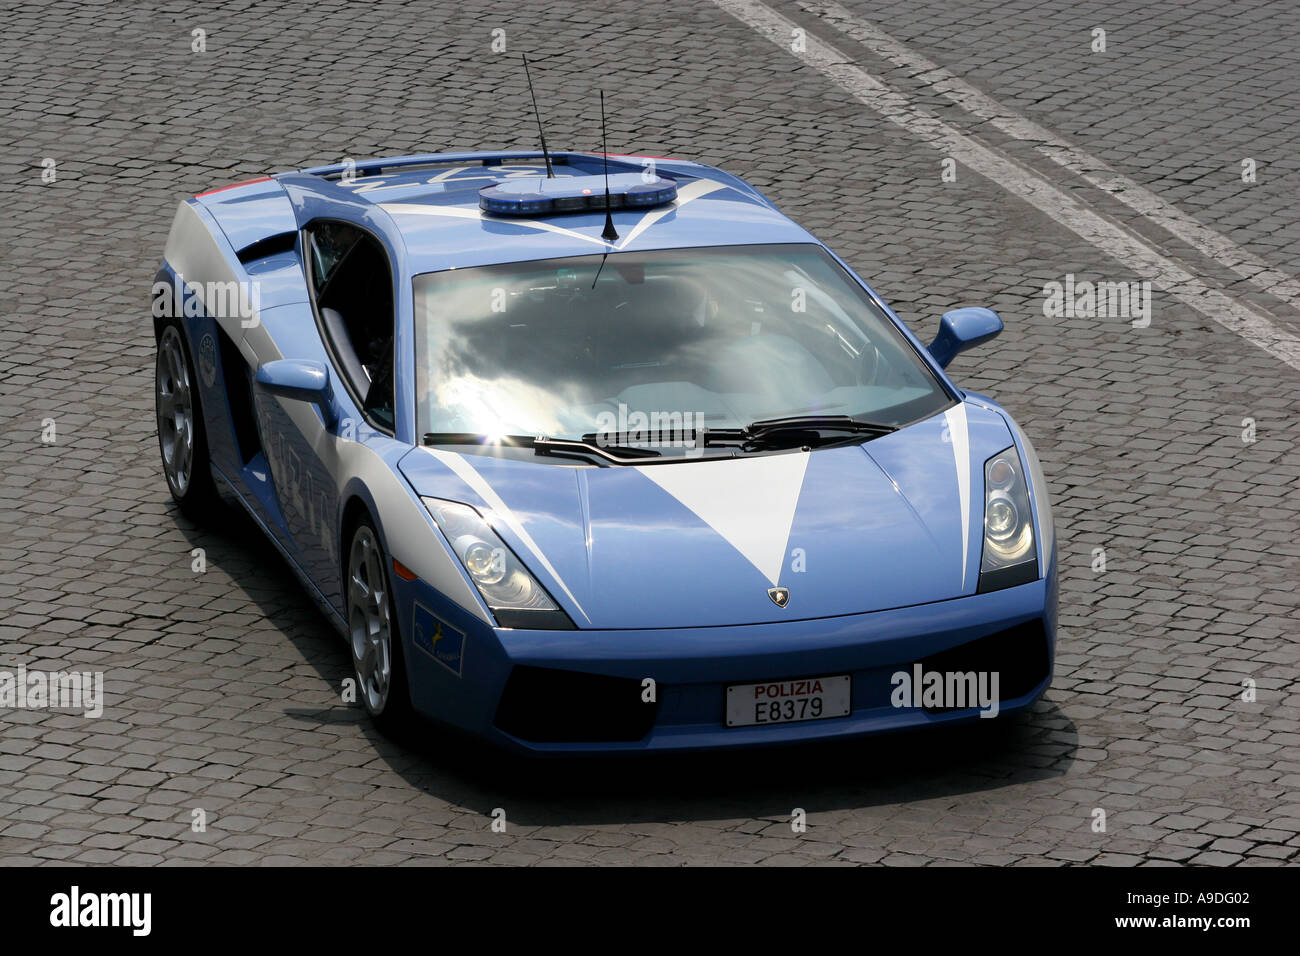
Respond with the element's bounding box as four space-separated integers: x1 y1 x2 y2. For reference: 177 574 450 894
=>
413 243 950 446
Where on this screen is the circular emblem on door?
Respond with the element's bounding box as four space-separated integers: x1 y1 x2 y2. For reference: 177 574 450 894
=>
197 333 217 388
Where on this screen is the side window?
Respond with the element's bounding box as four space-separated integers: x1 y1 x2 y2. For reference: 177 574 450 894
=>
306 222 395 431
308 222 355 298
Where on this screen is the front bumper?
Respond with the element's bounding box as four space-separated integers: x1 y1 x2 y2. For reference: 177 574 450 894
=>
397 563 1058 755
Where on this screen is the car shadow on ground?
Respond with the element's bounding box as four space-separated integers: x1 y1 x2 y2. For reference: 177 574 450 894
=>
374 701 1076 825
174 499 1077 826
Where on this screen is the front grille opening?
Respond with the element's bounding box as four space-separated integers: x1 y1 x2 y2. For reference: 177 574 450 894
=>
494 666 658 743
918 620 1049 714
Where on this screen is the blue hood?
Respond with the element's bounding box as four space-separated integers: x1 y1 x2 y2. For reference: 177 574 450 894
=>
399 401 1014 629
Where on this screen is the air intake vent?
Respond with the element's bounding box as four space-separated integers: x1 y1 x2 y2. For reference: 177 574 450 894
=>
236 231 296 264
494 666 658 743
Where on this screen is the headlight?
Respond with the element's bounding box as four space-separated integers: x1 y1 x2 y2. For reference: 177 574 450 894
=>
423 497 574 629
978 447 1038 592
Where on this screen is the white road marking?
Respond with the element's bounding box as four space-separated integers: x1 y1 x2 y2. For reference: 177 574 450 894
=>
796 0 1300 312
710 0 1300 372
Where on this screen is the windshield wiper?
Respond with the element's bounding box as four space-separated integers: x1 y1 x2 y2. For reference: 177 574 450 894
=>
741 415 897 449
533 435 660 464
421 432 660 466
746 414 897 435
421 417 896 462
578 427 749 449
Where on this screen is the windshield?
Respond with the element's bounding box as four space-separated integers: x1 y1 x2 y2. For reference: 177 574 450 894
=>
413 243 951 450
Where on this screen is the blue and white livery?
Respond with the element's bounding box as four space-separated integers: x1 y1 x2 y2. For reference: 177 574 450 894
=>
153 150 1056 752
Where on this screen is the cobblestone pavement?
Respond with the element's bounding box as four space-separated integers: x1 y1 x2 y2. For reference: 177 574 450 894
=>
0 0 1297 865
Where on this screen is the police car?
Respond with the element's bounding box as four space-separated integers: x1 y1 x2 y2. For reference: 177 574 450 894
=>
153 148 1055 752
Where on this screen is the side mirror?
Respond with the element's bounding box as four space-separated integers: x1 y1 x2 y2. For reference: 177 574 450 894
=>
928 307 1003 369
255 359 337 427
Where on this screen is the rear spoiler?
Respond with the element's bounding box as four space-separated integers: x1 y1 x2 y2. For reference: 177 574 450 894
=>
291 150 667 182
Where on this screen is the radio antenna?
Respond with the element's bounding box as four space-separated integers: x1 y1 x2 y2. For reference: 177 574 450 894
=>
600 90 618 242
522 54 554 178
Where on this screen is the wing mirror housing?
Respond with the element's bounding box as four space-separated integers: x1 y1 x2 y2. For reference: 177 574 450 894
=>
255 359 338 427
928 307 1003 369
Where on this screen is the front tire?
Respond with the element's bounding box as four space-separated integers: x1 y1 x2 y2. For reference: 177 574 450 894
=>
346 517 413 734
155 320 219 516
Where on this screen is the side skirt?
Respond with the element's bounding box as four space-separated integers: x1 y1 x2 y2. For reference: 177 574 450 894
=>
211 463 349 640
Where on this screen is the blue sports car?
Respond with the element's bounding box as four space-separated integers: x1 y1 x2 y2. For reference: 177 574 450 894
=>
153 149 1056 753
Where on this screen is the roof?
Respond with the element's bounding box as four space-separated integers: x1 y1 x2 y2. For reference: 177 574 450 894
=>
278 151 821 275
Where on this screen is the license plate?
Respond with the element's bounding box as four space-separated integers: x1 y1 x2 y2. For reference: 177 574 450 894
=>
725 675 852 727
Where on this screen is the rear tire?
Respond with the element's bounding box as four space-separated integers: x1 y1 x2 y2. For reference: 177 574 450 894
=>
155 320 220 517
345 516 413 735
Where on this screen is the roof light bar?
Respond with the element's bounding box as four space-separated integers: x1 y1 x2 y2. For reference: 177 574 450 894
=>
479 172 677 216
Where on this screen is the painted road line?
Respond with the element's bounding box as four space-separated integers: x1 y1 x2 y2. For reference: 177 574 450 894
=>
796 0 1300 311
711 0 1300 372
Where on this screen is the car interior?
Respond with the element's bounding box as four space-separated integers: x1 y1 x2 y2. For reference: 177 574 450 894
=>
416 251 941 440
307 221 396 430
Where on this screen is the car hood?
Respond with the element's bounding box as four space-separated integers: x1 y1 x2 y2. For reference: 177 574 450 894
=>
399 401 1015 629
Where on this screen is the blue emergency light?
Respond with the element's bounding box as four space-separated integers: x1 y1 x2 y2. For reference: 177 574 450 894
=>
479 172 678 216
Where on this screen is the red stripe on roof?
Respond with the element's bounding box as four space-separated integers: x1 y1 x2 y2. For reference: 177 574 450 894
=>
195 176 273 198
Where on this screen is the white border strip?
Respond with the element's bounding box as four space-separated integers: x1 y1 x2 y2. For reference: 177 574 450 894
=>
943 403 971 588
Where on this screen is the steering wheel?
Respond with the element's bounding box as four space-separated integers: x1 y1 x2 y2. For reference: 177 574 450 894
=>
855 340 882 386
